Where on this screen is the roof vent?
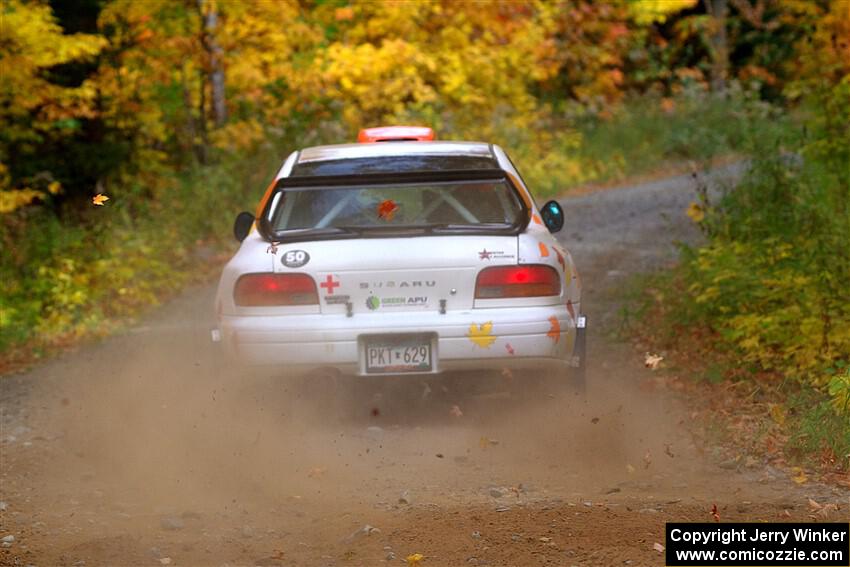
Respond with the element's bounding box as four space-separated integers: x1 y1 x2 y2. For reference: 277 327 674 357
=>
357 126 435 143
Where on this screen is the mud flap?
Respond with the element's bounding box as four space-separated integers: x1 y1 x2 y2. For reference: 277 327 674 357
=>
571 314 587 393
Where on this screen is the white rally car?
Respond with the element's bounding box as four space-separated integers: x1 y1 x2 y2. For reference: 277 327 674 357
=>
213 126 586 389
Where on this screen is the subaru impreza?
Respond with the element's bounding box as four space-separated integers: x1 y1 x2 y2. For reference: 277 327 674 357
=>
213 126 586 390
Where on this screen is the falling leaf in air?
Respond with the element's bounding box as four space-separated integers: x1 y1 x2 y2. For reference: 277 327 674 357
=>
538 242 549 257
653 542 665 553
665 444 675 458
643 450 652 469
377 199 399 221
505 343 515 355
626 464 636 474
686 202 705 223
645 353 664 370
501 367 514 379
468 321 496 348
547 316 560 343
450 405 463 418
711 503 720 522
406 553 424 566
791 467 808 484
92 193 110 206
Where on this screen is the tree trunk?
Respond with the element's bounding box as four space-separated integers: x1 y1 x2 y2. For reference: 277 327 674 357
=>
197 68 209 164
198 0 226 128
180 65 207 165
703 0 729 94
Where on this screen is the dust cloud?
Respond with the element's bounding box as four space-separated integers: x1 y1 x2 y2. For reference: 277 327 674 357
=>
3 279 705 565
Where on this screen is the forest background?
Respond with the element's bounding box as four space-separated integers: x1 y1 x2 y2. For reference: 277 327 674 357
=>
1 0 848 470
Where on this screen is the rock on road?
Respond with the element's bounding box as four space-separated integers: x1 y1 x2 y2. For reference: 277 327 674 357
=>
1 163 846 566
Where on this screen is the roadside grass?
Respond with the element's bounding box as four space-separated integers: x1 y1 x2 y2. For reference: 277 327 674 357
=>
621 77 850 478
0 148 280 372
787 390 850 472
518 84 785 199
623 263 850 478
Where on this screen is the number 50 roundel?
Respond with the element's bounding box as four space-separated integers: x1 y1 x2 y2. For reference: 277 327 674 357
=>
282 250 310 268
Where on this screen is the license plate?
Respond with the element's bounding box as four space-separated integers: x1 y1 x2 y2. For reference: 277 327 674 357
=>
364 336 432 374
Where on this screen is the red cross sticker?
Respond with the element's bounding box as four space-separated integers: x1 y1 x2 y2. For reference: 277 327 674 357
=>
320 274 340 295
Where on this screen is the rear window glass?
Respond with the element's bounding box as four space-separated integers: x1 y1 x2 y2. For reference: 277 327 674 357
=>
290 155 499 176
271 180 523 231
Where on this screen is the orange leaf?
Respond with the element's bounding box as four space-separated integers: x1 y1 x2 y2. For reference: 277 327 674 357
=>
335 6 354 21
136 28 154 43
92 194 109 206
547 316 560 343
554 248 566 274
377 199 399 221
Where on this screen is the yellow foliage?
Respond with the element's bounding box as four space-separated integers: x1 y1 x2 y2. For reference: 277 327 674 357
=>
319 1 549 135
628 0 698 25
0 2 98 216
686 202 705 223
687 239 850 391
0 0 106 141
0 188 45 214
324 39 438 127
828 369 850 418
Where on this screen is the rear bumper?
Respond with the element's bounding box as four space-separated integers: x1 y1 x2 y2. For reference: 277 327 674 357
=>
214 304 582 376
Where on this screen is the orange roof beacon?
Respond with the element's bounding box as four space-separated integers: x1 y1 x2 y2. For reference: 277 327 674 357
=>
357 126 435 143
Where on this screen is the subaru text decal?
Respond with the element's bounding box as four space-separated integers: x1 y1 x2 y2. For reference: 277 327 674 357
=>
359 280 436 289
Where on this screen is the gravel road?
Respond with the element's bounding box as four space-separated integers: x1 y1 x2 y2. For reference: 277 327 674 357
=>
1 163 846 566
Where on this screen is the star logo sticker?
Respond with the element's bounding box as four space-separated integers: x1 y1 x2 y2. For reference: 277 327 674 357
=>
478 249 492 260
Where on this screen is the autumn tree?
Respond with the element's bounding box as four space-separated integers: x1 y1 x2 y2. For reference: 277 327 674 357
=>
0 0 106 212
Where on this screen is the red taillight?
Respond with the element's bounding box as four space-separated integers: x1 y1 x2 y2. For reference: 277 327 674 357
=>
475 265 561 299
234 273 318 306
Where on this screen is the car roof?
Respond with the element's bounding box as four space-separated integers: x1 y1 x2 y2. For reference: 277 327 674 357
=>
297 141 493 163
